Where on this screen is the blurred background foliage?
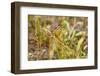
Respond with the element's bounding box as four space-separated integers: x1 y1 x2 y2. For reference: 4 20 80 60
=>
28 15 88 61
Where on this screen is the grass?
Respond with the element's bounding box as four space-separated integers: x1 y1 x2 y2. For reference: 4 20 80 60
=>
28 15 88 61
